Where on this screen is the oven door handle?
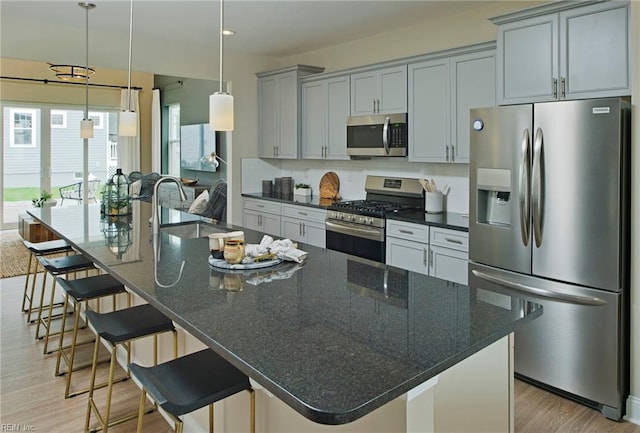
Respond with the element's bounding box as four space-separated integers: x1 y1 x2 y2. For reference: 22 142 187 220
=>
325 221 383 242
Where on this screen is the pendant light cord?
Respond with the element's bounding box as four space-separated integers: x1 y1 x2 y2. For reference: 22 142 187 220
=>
127 0 133 111
219 0 224 94
85 4 89 119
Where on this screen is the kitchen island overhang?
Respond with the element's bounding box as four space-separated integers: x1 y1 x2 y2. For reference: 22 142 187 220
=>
28 202 542 426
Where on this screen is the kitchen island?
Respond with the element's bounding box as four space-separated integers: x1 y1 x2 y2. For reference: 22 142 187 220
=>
28 201 541 432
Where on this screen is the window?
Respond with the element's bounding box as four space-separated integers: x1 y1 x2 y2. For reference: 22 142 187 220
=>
51 110 67 128
9 108 37 147
89 112 104 129
167 104 181 176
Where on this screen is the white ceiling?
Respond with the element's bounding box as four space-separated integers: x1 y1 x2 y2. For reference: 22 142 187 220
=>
1 0 482 73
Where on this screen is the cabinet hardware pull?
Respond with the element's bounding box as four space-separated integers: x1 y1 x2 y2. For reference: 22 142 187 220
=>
560 77 566 98
450 145 455 162
257 204 264 208
398 229 414 235
298 212 307 216
423 248 427 266
444 237 463 244
552 78 558 99
445 145 449 162
302 223 306 236
372 99 376 113
429 249 433 267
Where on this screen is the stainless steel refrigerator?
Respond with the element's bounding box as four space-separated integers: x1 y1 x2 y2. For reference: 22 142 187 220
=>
468 98 631 420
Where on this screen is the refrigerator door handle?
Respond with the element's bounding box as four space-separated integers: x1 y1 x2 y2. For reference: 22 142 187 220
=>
519 128 531 246
532 127 544 248
471 270 607 306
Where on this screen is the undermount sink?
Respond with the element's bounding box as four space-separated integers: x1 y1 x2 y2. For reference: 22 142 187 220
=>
160 221 223 239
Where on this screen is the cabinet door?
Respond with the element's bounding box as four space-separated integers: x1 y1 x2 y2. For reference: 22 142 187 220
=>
281 216 303 243
243 209 261 232
451 51 495 163
277 72 299 159
260 212 281 237
408 58 449 163
386 237 428 275
325 76 350 160
258 76 278 157
301 81 326 159
560 1 630 99
429 245 469 285
350 71 378 115
378 65 407 114
304 221 326 249
496 14 559 104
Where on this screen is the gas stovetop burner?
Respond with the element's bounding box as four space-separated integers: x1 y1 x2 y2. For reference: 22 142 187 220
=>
329 200 418 218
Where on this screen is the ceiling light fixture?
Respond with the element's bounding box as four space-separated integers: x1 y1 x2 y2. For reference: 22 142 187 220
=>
79 2 95 139
209 0 234 131
119 0 137 137
48 63 95 82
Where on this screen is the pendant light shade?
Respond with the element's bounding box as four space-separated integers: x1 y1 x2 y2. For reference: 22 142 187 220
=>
79 2 95 139
119 0 137 137
209 0 234 132
81 119 94 138
209 92 234 131
119 110 137 136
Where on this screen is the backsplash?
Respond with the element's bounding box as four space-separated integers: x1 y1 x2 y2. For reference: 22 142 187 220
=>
241 158 470 214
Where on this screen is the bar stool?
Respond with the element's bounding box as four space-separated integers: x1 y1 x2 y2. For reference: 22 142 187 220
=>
21 239 73 322
129 349 255 433
35 254 96 354
54 274 128 398
84 304 178 433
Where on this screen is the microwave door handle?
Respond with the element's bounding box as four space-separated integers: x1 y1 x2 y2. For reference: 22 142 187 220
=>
382 116 390 155
519 128 531 247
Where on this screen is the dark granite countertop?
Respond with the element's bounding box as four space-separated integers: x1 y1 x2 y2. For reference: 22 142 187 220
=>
242 192 469 232
28 202 540 425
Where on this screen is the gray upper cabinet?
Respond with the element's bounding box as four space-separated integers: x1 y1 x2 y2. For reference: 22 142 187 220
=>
257 65 324 159
350 65 407 115
493 0 630 104
301 75 350 160
409 46 495 163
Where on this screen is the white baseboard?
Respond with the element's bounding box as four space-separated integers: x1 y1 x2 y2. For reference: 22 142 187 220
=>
626 395 640 426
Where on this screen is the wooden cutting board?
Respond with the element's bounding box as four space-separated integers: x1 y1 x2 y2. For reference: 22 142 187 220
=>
319 172 341 200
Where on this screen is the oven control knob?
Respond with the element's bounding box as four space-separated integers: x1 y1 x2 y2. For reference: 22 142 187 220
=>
348 214 356 222
365 217 374 225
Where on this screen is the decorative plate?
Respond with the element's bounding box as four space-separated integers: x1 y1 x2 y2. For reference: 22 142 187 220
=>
208 256 283 270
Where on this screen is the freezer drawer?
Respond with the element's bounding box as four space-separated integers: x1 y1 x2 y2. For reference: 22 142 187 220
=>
469 262 626 420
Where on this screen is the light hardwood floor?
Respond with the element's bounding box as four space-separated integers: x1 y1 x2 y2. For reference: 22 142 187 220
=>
1 274 639 433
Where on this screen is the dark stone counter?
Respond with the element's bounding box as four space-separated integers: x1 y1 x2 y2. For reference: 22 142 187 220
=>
29 202 539 425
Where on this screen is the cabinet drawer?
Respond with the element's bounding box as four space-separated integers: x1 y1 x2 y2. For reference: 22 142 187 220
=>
243 198 281 215
430 227 468 252
281 204 326 223
386 220 429 243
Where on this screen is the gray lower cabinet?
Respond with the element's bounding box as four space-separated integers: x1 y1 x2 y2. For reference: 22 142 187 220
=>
493 0 630 104
257 65 324 159
280 204 326 248
386 220 469 285
243 198 281 237
300 75 350 160
408 47 495 163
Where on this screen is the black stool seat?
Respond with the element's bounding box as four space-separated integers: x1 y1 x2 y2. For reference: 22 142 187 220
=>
23 239 72 255
38 255 95 275
58 274 126 301
129 349 251 417
86 304 174 344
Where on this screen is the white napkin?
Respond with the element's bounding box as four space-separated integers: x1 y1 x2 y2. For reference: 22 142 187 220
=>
243 235 308 264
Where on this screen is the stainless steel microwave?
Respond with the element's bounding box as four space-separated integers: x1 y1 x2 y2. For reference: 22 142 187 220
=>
346 113 407 157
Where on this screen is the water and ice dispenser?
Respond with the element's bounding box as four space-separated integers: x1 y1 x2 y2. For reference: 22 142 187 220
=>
476 168 512 227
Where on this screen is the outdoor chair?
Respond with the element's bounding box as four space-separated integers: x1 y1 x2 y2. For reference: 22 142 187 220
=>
59 180 100 205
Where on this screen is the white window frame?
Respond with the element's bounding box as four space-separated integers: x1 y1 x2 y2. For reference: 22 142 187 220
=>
51 110 67 128
89 112 104 129
9 108 37 147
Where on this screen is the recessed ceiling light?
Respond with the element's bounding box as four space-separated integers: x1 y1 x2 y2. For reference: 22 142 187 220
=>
223 29 235 36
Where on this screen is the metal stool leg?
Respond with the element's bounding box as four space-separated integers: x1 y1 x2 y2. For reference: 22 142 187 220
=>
21 252 35 313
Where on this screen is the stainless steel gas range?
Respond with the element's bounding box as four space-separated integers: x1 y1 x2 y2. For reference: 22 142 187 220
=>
325 176 424 263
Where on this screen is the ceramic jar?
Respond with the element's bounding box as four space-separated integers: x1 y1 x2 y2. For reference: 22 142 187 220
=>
223 239 245 264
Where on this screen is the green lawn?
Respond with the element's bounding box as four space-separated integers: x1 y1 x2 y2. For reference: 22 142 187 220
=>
3 187 62 202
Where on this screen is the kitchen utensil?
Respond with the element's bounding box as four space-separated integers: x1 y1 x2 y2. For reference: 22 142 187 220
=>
419 177 430 192
319 172 341 200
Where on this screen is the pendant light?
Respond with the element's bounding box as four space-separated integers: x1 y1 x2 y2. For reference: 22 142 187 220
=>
119 0 137 136
79 2 95 139
209 0 234 131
